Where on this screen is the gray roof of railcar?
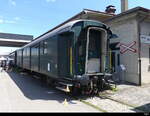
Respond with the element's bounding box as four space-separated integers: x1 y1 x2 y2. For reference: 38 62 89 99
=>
19 19 106 50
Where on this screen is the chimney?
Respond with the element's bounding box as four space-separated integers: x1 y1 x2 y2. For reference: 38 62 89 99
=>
121 0 128 12
105 5 116 14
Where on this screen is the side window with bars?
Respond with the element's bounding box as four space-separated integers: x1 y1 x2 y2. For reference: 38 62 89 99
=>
43 41 48 54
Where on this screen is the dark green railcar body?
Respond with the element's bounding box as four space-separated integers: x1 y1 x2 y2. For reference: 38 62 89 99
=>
13 20 113 95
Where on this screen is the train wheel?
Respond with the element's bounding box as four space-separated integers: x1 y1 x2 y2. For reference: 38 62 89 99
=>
46 77 55 88
46 77 51 86
40 76 46 82
71 87 80 96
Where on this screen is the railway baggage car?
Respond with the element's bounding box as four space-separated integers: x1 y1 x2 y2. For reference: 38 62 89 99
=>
11 19 114 95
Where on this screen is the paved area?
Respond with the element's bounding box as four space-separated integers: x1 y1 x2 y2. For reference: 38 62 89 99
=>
0 67 150 113
0 69 99 112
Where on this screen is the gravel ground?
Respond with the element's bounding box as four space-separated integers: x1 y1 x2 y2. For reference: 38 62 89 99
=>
82 82 150 113
100 84 150 112
84 97 139 112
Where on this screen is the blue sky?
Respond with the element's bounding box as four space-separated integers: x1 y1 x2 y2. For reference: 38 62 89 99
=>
0 0 150 54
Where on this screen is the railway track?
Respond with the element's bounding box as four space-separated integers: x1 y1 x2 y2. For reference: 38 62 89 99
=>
79 98 107 112
98 95 148 113
73 93 147 113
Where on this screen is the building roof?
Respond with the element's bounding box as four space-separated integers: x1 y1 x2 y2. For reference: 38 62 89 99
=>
104 7 150 23
0 32 33 47
0 32 33 41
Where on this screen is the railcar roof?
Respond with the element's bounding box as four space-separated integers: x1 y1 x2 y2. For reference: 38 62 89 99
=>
19 19 106 50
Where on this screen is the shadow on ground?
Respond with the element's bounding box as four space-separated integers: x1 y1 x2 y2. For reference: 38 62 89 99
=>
7 71 120 103
7 71 77 104
132 103 150 113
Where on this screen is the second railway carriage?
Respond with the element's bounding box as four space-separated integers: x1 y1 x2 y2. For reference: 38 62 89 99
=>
13 19 114 95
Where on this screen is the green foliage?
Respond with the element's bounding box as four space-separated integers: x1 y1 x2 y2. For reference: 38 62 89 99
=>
110 86 118 92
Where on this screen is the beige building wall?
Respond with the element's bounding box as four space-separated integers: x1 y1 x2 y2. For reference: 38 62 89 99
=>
140 21 150 84
105 15 140 85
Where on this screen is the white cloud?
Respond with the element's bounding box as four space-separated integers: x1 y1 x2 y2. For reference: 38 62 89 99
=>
0 19 4 24
46 0 56 3
0 30 3 32
0 17 18 24
14 17 21 21
5 20 16 24
9 0 16 6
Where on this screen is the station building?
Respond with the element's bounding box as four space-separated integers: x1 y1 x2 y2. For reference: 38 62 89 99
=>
104 7 150 85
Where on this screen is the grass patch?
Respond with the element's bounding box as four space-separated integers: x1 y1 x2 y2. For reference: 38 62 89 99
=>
110 86 118 92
